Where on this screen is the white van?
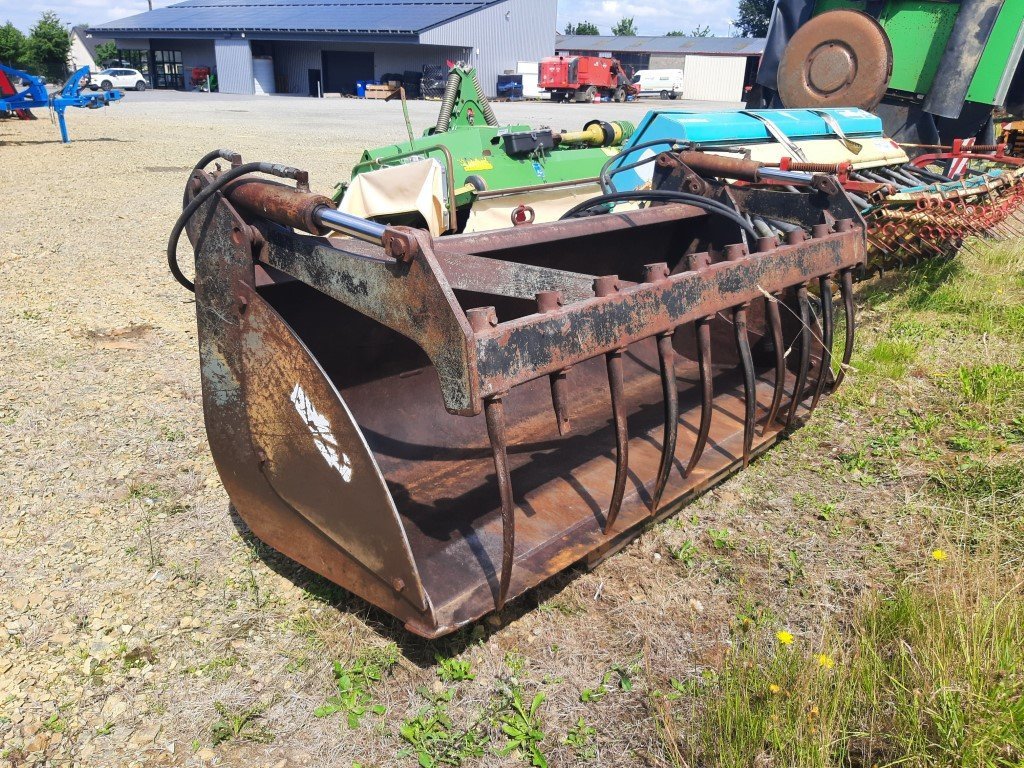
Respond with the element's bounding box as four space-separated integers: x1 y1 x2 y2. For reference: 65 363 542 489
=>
631 69 685 99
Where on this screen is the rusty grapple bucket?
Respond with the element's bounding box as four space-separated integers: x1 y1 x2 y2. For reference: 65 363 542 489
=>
171 150 866 637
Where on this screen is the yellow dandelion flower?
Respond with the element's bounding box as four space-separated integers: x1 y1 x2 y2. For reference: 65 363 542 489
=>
769 684 781 694
817 654 835 670
776 630 795 645
808 705 820 719
931 549 948 562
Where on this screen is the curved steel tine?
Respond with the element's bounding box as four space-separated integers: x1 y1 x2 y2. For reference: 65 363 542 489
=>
684 251 713 478
467 307 516 610
685 317 713 477
762 293 786 434
810 275 835 413
645 263 676 513
725 242 756 468
481 399 512 610
833 268 855 391
595 276 628 535
483 396 515 610
785 285 812 428
536 291 571 435
734 306 755 467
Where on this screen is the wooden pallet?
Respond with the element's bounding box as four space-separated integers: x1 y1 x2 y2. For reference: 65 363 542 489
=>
365 84 399 100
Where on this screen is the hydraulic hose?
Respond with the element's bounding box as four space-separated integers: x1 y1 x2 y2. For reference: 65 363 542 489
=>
168 159 306 292
559 189 759 239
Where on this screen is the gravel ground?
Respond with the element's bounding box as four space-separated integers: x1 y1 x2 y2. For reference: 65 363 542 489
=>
2 92 924 768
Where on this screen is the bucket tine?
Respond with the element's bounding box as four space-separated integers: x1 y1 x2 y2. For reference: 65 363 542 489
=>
725 244 756 467
786 284 812 428
536 291 571 435
810 275 834 412
684 253 714 477
766 229 805 433
763 294 786 434
832 269 856 390
644 263 677 512
594 276 628 534
468 307 515 610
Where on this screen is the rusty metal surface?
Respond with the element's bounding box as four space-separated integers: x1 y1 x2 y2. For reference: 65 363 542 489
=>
223 176 334 235
778 10 893 111
183 153 865 637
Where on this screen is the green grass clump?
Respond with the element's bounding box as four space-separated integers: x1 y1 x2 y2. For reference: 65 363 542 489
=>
314 644 399 728
675 554 1024 768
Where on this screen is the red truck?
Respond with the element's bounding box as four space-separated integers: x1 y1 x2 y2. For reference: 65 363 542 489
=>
540 55 638 103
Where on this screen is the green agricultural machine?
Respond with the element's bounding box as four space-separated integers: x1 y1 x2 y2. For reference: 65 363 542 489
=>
335 65 634 234
755 0 1024 145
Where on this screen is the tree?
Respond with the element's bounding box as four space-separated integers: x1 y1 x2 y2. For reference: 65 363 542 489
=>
611 17 637 36
564 21 600 35
94 41 118 65
690 25 712 37
25 11 71 81
665 30 684 36
0 21 27 68
736 0 773 37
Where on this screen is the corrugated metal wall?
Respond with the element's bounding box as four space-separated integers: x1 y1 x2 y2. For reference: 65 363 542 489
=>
215 38 255 94
272 41 468 95
421 0 557 96
680 55 747 102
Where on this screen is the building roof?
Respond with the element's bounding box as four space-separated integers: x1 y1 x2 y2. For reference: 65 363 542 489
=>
555 34 766 56
90 0 501 35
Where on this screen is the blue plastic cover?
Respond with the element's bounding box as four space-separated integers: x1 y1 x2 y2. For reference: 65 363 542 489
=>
610 108 885 191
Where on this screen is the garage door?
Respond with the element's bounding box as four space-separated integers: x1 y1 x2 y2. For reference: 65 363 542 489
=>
681 55 747 102
322 51 374 95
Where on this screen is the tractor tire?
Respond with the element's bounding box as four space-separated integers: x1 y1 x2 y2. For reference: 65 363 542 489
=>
669 92 678 100
100 80 112 91
135 80 146 91
613 87 626 103
578 86 597 103
659 90 669 100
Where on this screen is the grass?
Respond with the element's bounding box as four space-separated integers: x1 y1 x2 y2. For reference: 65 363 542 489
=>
314 644 399 728
672 554 1024 768
651 237 1024 767
209 701 274 746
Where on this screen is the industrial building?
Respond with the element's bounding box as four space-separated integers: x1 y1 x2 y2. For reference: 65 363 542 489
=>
87 0 555 96
555 34 765 102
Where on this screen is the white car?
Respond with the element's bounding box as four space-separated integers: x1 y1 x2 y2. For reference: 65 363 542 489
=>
89 68 148 92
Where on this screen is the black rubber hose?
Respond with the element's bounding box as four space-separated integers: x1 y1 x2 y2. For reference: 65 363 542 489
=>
558 189 759 239
903 164 952 184
598 137 690 192
168 160 304 292
181 149 240 207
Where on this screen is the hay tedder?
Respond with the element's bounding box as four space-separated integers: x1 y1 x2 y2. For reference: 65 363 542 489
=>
170 147 865 636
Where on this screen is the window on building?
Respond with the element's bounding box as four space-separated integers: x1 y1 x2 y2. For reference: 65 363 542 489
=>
153 49 184 89
113 49 150 78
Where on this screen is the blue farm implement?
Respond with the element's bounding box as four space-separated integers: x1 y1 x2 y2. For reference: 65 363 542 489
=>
0 64 122 143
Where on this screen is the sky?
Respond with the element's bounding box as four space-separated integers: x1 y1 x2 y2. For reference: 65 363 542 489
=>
4 0 739 38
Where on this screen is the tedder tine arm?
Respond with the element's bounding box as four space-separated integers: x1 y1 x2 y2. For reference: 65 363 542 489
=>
537 291 572 435
786 284 813 428
833 268 856 390
810 274 835 412
469 307 515 610
725 243 756 468
644 262 677 513
595 276 629 534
